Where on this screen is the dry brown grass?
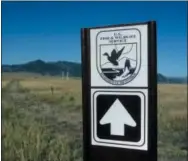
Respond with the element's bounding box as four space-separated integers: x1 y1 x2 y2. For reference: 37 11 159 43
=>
19 78 82 104
2 80 9 88
158 84 187 119
2 73 187 160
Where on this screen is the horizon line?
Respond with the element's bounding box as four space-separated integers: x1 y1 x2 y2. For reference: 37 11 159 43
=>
2 59 187 78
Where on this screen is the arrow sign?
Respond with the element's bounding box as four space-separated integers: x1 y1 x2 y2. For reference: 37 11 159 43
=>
100 99 136 136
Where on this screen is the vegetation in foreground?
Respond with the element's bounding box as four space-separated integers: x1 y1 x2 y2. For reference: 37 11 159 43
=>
2 79 82 161
1 74 188 161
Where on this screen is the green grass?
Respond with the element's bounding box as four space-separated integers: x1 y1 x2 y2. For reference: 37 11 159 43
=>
1 75 188 161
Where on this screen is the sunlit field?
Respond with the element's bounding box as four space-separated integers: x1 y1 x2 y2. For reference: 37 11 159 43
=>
2 73 187 161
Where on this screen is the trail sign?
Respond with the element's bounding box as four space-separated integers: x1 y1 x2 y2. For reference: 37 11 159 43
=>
81 21 157 161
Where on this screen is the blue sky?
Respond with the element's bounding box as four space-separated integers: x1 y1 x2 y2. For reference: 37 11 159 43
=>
2 1 187 77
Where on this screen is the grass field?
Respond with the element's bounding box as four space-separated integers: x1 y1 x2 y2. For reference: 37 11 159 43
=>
1 73 188 161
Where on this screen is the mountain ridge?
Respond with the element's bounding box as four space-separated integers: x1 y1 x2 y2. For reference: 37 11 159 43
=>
2 60 187 84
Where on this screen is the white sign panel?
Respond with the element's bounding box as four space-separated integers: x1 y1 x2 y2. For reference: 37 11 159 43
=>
90 25 148 87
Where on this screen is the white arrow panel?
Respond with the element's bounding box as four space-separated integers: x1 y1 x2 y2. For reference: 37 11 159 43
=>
91 88 148 151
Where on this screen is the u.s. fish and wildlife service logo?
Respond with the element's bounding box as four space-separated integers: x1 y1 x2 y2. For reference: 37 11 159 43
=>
96 29 141 85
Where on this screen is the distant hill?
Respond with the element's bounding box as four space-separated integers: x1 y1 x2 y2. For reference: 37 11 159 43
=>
167 76 187 84
157 73 168 83
2 60 81 77
2 60 187 84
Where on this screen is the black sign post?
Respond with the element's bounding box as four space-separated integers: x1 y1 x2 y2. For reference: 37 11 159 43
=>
81 21 157 161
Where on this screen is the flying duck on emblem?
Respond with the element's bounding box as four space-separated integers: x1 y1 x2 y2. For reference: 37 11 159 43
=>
103 46 125 66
